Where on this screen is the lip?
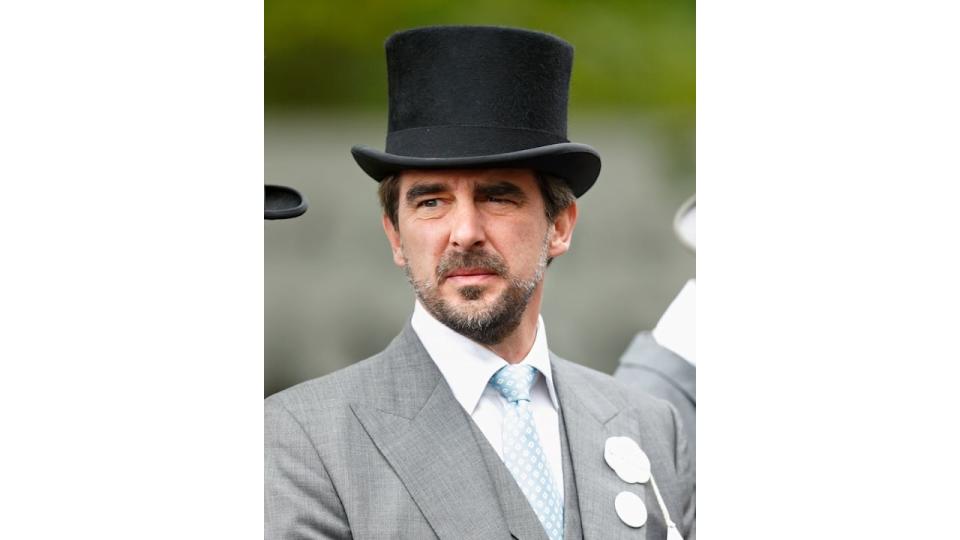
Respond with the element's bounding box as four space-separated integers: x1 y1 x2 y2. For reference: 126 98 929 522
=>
446 267 496 277
446 274 497 286
444 268 499 284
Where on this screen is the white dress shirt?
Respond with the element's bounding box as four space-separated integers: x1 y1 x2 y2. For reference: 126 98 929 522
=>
410 301 564 497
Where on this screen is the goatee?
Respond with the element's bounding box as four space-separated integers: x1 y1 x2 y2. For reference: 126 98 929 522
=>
404 241 548 345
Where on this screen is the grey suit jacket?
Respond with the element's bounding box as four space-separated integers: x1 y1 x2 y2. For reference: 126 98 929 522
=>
266 324 695 539
614 332 696 459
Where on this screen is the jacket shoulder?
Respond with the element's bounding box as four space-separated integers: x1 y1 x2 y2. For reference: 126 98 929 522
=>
265 350 392 419
552 354 676 418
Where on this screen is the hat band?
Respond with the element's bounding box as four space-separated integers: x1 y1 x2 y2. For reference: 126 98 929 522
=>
385 125 568 158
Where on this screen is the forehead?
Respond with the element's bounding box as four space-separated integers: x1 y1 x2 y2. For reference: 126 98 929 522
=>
398 168 539 191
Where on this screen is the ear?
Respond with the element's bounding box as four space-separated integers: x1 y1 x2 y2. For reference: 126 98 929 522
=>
381 214 406 267
548 201 578 259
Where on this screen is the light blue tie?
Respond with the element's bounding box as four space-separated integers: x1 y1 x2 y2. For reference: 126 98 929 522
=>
489 365 564 540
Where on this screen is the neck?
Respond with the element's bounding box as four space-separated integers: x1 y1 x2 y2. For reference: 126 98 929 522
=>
486 287 544 364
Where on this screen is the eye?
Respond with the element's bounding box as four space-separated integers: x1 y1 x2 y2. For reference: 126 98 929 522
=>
417 199 439 208
486 196 513 204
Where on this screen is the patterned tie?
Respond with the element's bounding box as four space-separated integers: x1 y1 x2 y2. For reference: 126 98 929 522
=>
489 365 564 540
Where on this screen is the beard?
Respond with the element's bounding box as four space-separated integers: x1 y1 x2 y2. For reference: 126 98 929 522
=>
404 237 549 345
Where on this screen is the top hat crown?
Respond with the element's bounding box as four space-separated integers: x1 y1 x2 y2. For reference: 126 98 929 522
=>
351 25 601 197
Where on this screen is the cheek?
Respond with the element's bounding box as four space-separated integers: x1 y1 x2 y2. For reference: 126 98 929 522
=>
399 227 447 271
491 221 548 265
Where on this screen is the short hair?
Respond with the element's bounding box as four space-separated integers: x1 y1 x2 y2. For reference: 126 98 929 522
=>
378 171 575 230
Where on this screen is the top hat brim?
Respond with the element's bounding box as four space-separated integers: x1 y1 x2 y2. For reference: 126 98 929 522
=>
265 185 308 220
351 142 601 198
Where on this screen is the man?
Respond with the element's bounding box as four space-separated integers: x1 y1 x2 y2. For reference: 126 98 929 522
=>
265 26 695 540
615 196 696 457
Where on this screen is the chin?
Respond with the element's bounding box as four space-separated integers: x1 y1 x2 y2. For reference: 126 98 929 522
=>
436 286 492 311
454 281 503 301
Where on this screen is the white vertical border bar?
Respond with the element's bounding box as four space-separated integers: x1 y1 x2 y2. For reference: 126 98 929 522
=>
700 1 960 538
1 0 263 538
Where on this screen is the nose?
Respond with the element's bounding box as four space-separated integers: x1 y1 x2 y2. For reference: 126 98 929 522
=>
448 201 486 250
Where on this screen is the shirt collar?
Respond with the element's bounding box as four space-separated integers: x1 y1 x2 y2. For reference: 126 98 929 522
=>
411 300 559 414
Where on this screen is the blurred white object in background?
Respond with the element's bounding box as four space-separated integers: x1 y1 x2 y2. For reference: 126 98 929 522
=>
652 279 696 365
615 193 696 460
673 194 695 252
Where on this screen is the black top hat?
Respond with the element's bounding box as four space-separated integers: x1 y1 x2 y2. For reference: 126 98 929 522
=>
265 184 308 220
351 26 601 197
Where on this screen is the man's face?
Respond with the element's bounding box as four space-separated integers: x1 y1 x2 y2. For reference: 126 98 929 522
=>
382 169 577 345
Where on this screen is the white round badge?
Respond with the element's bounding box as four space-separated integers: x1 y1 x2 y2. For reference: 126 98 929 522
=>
604 436 651 484
614 491 647 528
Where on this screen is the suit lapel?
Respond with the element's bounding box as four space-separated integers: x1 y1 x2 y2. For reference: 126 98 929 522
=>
349 325 511 540
553 355 664 540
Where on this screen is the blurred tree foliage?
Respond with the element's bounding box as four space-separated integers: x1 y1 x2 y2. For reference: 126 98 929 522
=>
265 0 695 114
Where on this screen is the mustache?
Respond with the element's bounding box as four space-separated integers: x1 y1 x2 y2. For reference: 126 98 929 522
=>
436 250 508 281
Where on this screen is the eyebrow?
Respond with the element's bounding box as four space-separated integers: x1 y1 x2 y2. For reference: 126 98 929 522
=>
404 183 449 204
403 180 528 204
476 181 527 201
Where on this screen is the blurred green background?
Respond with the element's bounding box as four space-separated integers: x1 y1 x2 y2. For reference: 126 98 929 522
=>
265 1 695 397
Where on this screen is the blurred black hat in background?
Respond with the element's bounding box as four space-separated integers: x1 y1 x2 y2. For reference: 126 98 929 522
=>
265 185 308 220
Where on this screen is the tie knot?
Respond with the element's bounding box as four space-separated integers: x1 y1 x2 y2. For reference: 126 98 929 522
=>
489 364 538 403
